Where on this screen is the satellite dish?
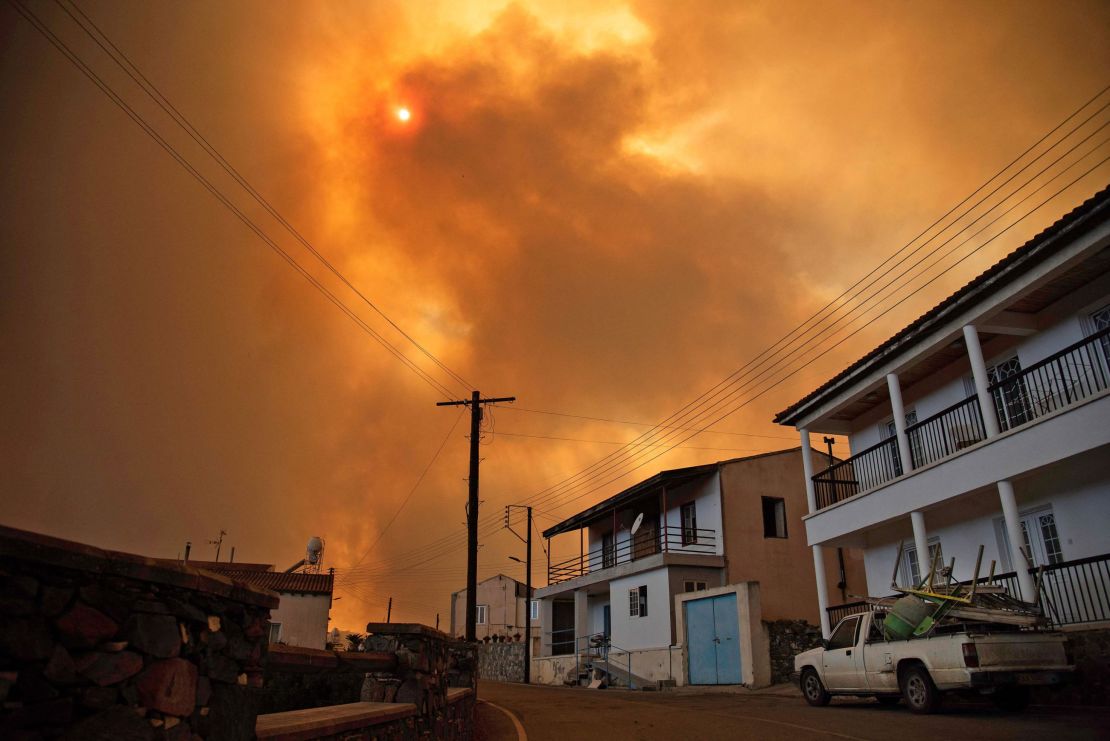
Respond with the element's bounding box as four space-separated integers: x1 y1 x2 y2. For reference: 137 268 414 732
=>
630 513 644 536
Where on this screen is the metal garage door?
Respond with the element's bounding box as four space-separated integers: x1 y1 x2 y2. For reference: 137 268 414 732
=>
684 593 741 685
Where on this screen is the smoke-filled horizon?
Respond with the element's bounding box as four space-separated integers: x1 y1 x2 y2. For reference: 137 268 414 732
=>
1 0 1107 631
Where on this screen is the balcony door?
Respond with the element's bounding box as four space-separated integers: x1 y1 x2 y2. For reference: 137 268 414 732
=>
882 411 918 474
988 357 1033 431
632 507 659 560
996 506 1064 570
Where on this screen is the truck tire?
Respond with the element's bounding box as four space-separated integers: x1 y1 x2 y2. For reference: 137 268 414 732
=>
801 667 831 707
991 686 1030 712
900 665 943 714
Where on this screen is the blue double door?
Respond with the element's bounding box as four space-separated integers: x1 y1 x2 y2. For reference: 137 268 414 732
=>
684 593 742 685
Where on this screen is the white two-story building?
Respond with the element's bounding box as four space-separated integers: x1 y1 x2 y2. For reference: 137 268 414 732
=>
775 186 1110 636
532 449 865 687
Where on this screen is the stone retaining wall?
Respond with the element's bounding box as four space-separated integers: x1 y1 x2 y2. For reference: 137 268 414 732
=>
763 619 822 685
0 524 277 740
261 644 397 714
477 642 525 683
1034 626 1110 706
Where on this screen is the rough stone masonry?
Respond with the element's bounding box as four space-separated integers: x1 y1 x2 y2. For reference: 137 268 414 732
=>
0 525 276 740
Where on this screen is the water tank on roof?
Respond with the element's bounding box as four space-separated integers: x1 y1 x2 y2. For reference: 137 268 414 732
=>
307 536 324 564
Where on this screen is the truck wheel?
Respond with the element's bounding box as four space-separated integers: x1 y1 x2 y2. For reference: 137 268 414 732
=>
900 665 942 714
801 668 831 707
991 686 1030 713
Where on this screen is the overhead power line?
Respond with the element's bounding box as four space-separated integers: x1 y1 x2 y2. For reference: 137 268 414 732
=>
487 405 797 440
11 0 468 401
339 87 1109 581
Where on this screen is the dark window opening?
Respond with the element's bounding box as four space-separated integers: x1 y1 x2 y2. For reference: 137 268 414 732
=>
762 497 787 538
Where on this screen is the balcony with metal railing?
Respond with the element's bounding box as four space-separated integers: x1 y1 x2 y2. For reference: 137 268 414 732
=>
547 527 718 586
810 325 1110 512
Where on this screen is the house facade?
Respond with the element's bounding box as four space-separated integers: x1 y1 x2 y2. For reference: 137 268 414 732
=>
450 573 539 648
532 448 865 687
774 186 1110 636
187 560 334 649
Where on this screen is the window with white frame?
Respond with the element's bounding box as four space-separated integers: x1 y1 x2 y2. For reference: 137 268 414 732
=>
529 600 539 621
883 411 921 471
994 505 1064 570
476 604 488 625
681 502 698 545
1091 304 1110 368
988 357 1033 430
628 585 648 618
900 538 942 586
268 622 282 643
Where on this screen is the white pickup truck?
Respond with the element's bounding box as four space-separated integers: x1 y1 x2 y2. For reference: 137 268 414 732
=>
793 611 1073 713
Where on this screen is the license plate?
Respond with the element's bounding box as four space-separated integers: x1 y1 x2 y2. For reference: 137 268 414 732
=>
1016 672 1056 685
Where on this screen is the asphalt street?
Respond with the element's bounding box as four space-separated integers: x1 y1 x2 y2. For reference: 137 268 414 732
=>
475 680 1109 741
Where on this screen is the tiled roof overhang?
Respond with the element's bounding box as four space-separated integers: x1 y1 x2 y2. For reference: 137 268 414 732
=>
774 184 1110 428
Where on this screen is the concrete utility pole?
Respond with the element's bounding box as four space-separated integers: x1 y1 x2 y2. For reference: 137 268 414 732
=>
437 391 516 641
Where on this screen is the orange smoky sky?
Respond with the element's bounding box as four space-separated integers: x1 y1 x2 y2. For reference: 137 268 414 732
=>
1 0 1107 632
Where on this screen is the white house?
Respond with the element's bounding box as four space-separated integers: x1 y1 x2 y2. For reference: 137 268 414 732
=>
532 449 866 687
185 560 334 649
449 573 540 647
774 185 1110 636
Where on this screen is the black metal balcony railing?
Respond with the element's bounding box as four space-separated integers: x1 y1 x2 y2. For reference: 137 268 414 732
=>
812 437 900 509
825 552 1110 629
547 527 717 585
811 326 1110 511
988 324 1110 431
905 394 988 469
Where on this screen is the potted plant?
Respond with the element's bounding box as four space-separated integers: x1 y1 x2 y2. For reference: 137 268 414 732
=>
513 632 522 642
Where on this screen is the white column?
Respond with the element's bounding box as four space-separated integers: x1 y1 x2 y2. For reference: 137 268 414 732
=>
539 598 553 657
910 511 930 585
998 480 1036 602
799 428 818 514
963 324 1001 438
886 373 914 474
800 428 831 637
573 589 589 644
812 547 832 638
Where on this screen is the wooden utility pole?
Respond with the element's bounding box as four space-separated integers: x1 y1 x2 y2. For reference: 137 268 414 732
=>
524 506 532 684
437 391 516 641
505 504 533 683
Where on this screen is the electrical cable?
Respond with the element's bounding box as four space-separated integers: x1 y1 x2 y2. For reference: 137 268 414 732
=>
55 0 474 395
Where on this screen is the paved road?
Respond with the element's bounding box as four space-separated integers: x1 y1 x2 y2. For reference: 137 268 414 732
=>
476 681 1109 741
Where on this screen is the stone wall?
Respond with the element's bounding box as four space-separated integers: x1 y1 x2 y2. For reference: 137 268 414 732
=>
1033 626 1110 706
477 642 525 683
0 524 276 740
763 619 822 685
261 644 396 714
